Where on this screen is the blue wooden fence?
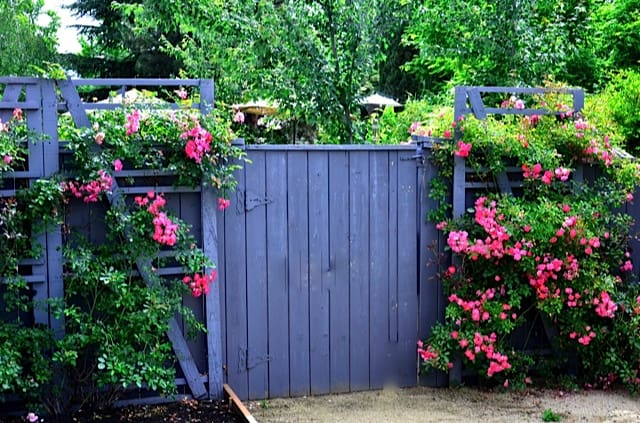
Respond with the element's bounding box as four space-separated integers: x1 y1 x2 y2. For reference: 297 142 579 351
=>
1 78 447 403
15 80 629 402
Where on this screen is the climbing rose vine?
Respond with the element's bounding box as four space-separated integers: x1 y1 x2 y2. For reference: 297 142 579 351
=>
413 92 640 391
0 87 245 416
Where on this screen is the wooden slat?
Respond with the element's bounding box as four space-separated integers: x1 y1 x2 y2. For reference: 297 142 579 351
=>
178 192 206 374
419 148 447 387
0 274 46 284
166 319 207 398
244 151 269 400
202 185 224 400
118 186 201 194
72 78 204 86
348 151 370 391
217 182 229 394
0 101 41 110
24 82 49 328
199 79 215 115
308 151 331 395
224 384 259 423
328 151 350 393
0 77 39 84
41 79 64 338
388 153 400 345
245 144 415 152
396 154 419 387
369 150 392 389
286 150 310 396
1 84 24 124
114 169 175 177
264 151 290 398
223 164 249 399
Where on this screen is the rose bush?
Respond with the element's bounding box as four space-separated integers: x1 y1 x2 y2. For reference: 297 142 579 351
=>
414 92 640 391
0 90 244 417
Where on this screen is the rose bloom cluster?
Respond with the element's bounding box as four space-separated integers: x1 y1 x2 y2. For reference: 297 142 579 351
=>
135 191 178 246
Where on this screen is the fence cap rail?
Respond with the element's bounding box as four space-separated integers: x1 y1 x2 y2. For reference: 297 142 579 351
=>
244 143 416 151
72 78 208 87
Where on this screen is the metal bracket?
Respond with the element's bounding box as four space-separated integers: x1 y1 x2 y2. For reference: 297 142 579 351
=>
247 348 272 370
238 347 271 370
236 190 273 213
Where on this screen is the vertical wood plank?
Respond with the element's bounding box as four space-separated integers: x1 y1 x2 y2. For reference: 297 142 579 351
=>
180 192 206 373
419 148 447 387
328 152 350 393
24 82 49 327
287 151 310 396
202 185 224 399
217 175 229 389
265 151 290 398
369 151 392 389
396 154 419 387
388 153 399 345
244 151 269 400
308 151 330 395
349 151 370 391
223 164 249 399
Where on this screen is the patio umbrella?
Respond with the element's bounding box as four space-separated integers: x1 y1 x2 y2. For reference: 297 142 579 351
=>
232 100 278 116
359 93 402 114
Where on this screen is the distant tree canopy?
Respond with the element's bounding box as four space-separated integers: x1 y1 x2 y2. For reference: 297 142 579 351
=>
66 0 181 78
0 0 59 76
63 0 640 142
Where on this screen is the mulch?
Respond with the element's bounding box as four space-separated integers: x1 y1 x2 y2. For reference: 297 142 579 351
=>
0 398 244 423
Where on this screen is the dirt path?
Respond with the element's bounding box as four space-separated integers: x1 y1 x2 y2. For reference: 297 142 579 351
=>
249 386 640 423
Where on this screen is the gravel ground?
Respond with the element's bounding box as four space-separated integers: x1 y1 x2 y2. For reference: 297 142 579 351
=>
249 386 640 423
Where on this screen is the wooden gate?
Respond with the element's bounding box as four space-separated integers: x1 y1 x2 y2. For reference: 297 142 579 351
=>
218 144 445 400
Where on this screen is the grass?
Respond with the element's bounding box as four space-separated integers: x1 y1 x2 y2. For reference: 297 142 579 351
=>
541 408 562 422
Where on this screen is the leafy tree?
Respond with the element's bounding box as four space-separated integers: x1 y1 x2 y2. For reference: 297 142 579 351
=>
402 0 597 90
66 0 181 77
115 0 386 143
592 0 640 72
374 0 421 100
0 0 59 76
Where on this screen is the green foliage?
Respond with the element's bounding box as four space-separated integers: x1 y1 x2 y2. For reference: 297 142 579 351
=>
541 408 562 422
0 109 30 174
63 96 244 194
592 0 640 72
364 98 446 144
417 92 640 392
402 0 598 90
586 70 640 154
54 239 184 405
0 0 59 76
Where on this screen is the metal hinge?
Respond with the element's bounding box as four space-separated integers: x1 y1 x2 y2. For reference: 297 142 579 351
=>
238 347 271 371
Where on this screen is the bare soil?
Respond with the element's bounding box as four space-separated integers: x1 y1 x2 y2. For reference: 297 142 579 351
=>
249 386 640 423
